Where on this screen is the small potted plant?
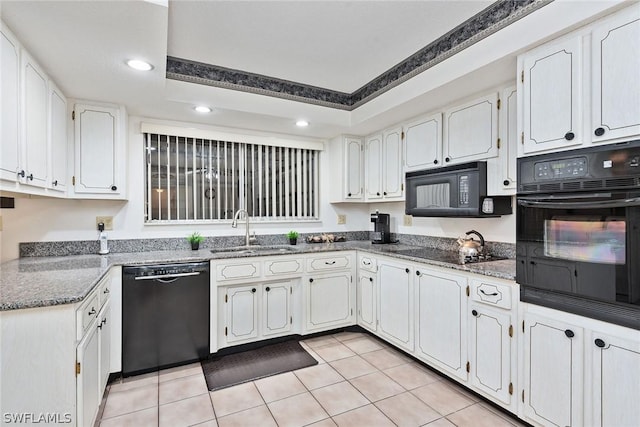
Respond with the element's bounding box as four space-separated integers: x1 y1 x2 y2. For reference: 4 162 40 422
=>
187 232 204 250
287 230 299 245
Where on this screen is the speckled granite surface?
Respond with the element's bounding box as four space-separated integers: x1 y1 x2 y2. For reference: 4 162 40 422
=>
2 240 515 312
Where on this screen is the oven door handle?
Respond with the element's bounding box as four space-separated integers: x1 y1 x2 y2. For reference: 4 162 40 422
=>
517 197 640 209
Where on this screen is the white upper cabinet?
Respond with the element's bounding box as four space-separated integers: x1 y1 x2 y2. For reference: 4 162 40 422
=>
21 51 49 188
344 137 363 200
49 81 67 192
521 36 583 154
382 127 403 200
443 92 499 165
488 86 517 195
591 7 640 143
1 24 21 183
73 103 126 198
404 113 442 171
364 133 383 200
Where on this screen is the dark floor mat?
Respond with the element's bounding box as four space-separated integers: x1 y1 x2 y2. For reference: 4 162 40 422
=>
201 340 318 391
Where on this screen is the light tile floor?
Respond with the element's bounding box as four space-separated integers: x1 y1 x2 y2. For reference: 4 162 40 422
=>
97 332 527 427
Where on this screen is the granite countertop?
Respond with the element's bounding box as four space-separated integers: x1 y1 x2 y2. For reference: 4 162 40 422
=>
0 242 516 311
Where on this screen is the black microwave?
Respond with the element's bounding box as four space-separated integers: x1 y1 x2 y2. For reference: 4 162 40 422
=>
405 161 512 218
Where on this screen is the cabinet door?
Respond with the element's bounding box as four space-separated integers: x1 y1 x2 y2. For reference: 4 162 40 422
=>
357 272 376 332
443 92 498 164
21 51 48 188
523 313 583 427
378 261 413 351
77 321 100 427
262 282 292 337
49 82 67 192
306 273 353 332
416 268 467 381
225 285 259 344
468 304 512 405
589 330 640 427
522 37 582 154
344 137 363 199
591 8 640 143
364 133 382 200
74 103 122 195
404 113 442 171
98 300 111 393
382 127 403 199
0 25 21 182
488 86 517 195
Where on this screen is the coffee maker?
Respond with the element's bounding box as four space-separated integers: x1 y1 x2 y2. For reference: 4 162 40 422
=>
371 211 392 244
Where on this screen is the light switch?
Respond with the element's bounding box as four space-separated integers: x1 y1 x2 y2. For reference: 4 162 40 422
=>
337 214 346 225
403 215 413 226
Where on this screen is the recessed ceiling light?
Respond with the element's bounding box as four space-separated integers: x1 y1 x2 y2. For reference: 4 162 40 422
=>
126 59 154 71
194 106 212 113
296 120 309 127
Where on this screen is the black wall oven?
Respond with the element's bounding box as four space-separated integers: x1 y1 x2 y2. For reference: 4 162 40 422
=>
516 141 640 329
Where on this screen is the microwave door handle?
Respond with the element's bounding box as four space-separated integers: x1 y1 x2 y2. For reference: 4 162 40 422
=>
518 197 640 209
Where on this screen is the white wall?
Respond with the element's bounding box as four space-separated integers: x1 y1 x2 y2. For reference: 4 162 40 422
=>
0 117 368 261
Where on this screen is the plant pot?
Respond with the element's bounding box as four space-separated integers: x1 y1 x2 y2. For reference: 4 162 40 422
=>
289 238 297 245
191 242 200 250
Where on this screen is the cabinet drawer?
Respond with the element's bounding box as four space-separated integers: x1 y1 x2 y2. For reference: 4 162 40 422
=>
264 258 303 277
470 279 512 309
307 254 351 272
98 273 112 308
358 255 377 273
77 293 99 340
216 261 261 282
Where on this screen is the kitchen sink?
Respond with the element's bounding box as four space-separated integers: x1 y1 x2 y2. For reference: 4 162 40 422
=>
210 245 299 255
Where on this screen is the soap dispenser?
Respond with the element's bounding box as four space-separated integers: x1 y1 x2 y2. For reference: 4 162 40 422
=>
98 222 109 255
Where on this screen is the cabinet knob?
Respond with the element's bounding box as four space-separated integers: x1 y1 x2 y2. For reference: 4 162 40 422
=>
503 179 510 186
251 288 256 293
369 277 373 282
309 278 314 283
103 288 110 294
564 329 575 338
88 307 96 316
594 127 605 137
376 192 380 196
27 173 34 181
53 180 58 186
594 338 606 348
111 185 117 191
383 192 387 196
405 268 410 273
416 270 420 276
265 286 270 292
472 310 478 317
347 192 352 197
433 159 438 165
564 132 575 141
445 157 451 162
17 170 25 178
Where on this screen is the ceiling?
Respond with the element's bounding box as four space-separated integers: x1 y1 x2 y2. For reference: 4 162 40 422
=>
0 1 618 140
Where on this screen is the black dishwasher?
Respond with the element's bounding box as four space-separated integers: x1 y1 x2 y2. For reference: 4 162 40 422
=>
122 262 210 376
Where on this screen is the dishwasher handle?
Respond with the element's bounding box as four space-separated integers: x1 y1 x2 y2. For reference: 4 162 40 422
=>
134 271 202 281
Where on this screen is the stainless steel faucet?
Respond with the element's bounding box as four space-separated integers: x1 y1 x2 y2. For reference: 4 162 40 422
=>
231 209 254 246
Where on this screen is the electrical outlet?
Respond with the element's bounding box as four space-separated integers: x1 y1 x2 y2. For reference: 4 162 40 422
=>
96 216 113 230
403 215 413 226
337 214 346 225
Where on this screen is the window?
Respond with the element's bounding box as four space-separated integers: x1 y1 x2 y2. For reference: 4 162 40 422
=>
144 133 320 223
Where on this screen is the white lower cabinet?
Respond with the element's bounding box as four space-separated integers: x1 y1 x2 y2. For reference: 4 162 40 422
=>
377 259 413 352
222 282 293 346
588 328 640 427
520 304 640 427
305 272 354 332
357 271 377 332
76 318 100 427
415 267 468 381
522 311 584 427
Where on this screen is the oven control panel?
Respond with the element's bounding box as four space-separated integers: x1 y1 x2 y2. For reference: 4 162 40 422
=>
534 157 587 180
